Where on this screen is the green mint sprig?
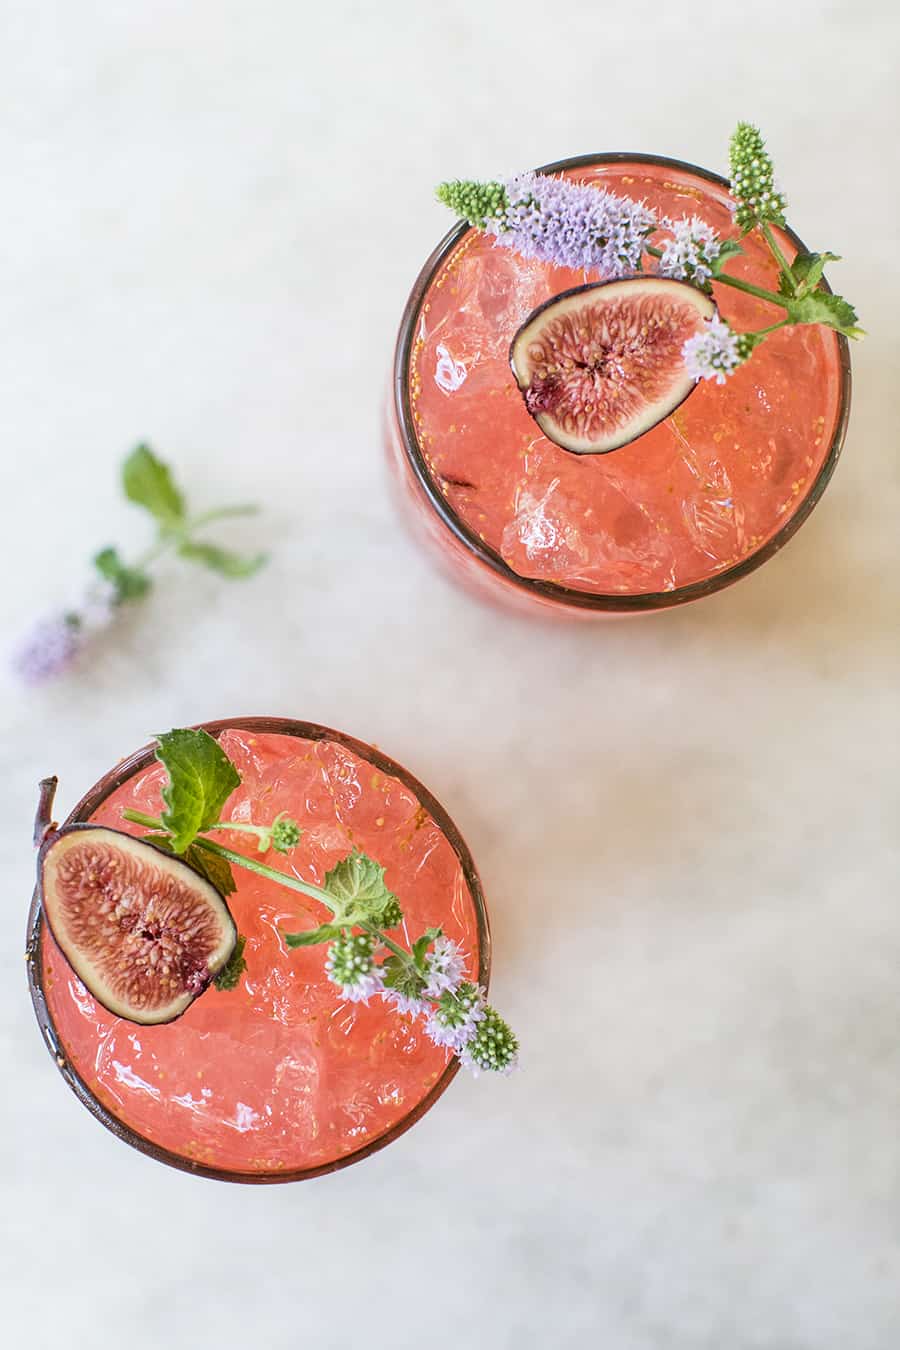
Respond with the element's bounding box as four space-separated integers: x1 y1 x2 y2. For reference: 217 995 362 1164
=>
122 729 518 1074
13 444 268 685
214 935 247 991
98 444 267 601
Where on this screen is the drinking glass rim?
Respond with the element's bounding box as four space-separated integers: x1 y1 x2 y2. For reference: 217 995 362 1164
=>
26 716 492 1185
392 151 853 612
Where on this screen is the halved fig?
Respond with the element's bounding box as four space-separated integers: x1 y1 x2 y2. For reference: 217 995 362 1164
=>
39 826 237 1025
509 277 715 454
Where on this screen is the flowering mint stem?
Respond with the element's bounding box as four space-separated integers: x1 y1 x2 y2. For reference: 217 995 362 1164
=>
193 842 478 1019
119 821 330 909
646 242 790 311
122 808 292 854
191 836 339 911
124 811 465 1004
759 222 795 290
122 809 166 831
186 504 259 529
358 921 407 961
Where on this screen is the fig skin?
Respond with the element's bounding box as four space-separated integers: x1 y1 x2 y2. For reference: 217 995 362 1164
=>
509 276 716 455
38 824 237 1026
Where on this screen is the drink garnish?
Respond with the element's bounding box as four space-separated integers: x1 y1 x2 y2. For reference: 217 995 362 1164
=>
35 728 518 1075
437 123 861 453
13 444 267 683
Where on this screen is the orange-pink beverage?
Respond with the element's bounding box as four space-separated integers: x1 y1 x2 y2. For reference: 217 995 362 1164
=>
387 155 849 616
31 723 488 1181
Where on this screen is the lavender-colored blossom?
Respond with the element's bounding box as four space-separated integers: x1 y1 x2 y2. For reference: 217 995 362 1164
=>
657 215 722 288
423 934 468 997
329 964 387 1005
682 316 745 385
12 613 84 684
459 1004 520 1077
325 932 386 1004
424 982 486 1053
12 580 117 686
382 988 428 1017
489 172 658 277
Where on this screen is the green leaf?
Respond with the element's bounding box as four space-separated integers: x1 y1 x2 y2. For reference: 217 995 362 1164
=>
141 832 177 853
710 240 743 275
178 540 267 578
784 289 864 338
122 445 186 527
155 728 241 853
93 546 152 603
791 250 841 293
184 843 237 896
138 833 237 897
382 954 427 998
322 849 402 926
214 935 247 991
283 923 343 948
412 926 443 969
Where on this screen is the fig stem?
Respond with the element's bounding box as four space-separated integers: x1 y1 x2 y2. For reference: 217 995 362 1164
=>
33 776 59 848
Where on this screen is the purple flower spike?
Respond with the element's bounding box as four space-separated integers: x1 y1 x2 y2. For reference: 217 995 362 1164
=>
12 613 84 685
489 172 658 277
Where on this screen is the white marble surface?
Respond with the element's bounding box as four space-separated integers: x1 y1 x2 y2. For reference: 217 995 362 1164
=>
2 3 899 1346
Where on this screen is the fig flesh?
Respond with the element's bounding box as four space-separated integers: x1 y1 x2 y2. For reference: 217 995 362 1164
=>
40 826 237 1024
509 277 716 454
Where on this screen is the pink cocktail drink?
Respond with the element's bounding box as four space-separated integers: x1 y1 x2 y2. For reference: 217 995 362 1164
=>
28 721 489 1181
387 155 850 615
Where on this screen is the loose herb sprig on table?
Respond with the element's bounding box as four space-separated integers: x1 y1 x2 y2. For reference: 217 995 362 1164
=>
13 445 267 684
121 729 518 1075
437 121 863 384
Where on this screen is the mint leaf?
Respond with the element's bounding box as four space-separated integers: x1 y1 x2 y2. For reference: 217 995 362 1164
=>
778 270 796 298
382 954 426 998
791 250 840 293
184 843 237 896
780 251 842 298
155 728 241 853
139 832 237 897
412 926 442 969
178 540 267 578
284 922 343 948
122 444 186 527
784 290 864 338
93 546 152 603
214 934 246 991
322 850 402 926
710 239 743 275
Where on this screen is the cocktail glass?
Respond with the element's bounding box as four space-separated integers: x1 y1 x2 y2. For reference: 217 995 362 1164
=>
387 153 851 616
27 718 490 1183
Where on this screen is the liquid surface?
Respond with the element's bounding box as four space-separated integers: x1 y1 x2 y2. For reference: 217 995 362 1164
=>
42 730 481 1175
409 162 843 595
